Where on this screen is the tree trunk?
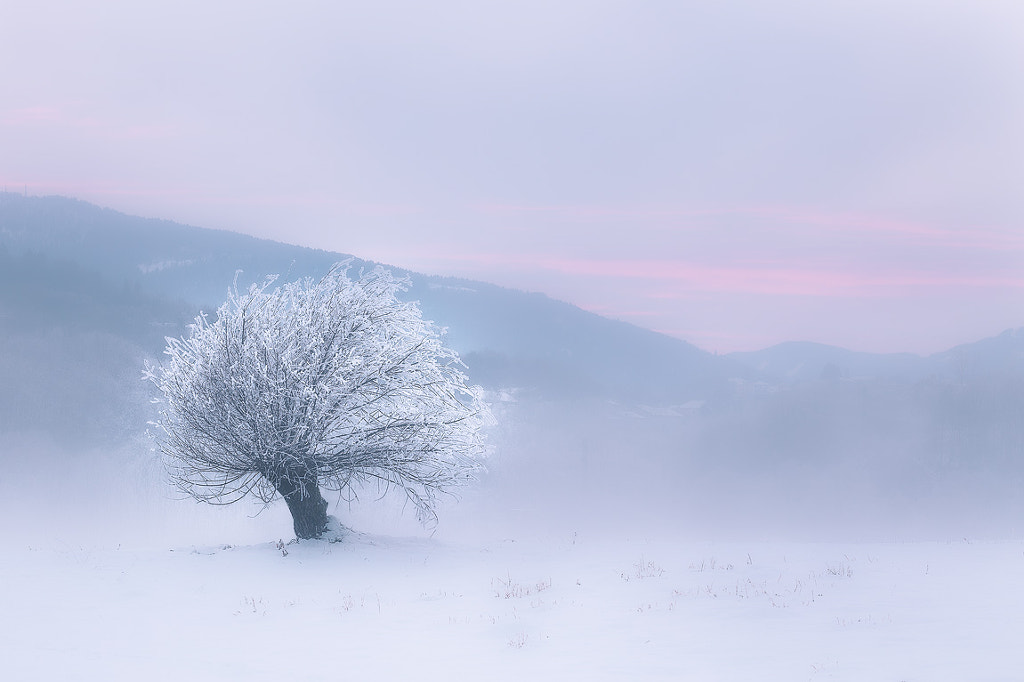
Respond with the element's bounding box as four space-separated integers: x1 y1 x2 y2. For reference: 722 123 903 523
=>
276 478 329 539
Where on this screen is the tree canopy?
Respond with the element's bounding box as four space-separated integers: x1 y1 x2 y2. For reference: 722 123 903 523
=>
145 264 491 537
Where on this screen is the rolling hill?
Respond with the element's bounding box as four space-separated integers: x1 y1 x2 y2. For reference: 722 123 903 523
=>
0 192 739 405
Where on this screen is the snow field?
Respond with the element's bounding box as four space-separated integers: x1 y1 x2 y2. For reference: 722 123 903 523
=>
3 531 1021 681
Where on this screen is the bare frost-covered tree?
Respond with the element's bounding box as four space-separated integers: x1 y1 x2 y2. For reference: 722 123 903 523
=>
145 264 491 539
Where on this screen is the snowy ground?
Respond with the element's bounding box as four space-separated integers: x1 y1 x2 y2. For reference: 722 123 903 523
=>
2 433 1022 679
3 524 1022 681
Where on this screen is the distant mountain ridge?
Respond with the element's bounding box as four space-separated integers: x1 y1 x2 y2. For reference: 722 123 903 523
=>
726 331 1024 386
0 192 740 403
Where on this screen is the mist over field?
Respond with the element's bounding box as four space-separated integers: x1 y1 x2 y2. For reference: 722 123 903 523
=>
2 193 1021 546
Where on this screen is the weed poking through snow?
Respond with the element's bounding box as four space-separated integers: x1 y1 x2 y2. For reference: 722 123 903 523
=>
492 573 551 599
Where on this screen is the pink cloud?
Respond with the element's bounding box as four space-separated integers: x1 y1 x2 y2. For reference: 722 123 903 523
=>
472 201 1024 252
0 106 63 125
1 103 179 141
409 251 1024 298
0 104 104 130
759 206 1024 252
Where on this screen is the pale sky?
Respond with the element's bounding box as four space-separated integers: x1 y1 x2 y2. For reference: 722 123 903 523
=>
2 0 1022 354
